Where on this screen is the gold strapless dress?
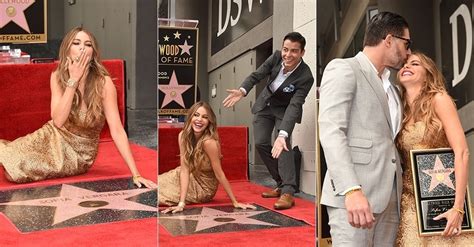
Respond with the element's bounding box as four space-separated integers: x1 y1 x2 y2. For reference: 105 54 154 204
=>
158 156 218 206
396 121 474 246
0 112 104 183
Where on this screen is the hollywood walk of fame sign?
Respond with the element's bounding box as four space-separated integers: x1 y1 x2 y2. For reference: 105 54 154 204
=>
0 178 157 232
158 26 198 115
158 204 309 236
0 0 47 44
410 148 474 236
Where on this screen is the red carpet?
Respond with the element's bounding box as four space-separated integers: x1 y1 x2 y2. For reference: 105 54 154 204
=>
0 142 157 246
159 181 316 247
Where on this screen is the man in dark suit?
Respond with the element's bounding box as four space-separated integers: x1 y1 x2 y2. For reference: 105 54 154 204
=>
223 32 314 210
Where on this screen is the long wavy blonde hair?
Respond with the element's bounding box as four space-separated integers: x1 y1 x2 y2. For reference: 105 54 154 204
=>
397 51 453 147
55 27 109 126
180 101 220 172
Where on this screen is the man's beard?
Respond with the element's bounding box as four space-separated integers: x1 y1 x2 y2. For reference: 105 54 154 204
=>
388 49 406 70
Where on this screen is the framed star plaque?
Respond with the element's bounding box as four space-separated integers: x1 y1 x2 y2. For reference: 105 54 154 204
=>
0 0 47 43
410 148 474 236
158 26 198 115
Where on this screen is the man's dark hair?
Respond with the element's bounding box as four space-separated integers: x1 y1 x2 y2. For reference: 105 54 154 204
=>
283 32 306 50
363 12 409 47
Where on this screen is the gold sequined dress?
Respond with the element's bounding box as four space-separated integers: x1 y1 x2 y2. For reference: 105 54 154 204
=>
158 155 218 206
396 121 474 246
0 111 105 183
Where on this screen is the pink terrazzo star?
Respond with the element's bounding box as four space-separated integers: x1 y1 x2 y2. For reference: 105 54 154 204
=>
159 70 193 108
0 0 35 33
422 155 455 192
160 207 277 232
0 184 156 225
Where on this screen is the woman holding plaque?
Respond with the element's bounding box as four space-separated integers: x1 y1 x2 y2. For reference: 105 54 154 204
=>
0 27 156 188
159 101 255 213
396 51 473 245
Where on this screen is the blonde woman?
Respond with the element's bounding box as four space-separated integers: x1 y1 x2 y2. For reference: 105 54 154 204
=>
160 101 255 213
396 52 473 245
0 27 155 188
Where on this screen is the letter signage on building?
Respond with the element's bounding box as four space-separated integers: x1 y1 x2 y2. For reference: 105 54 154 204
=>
0 0 47 43
441 0 473 108
211 0 273 55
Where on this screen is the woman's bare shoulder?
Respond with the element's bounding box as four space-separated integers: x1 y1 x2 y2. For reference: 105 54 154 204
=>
433 92 455 107
50 70 59 81
203 138 219 145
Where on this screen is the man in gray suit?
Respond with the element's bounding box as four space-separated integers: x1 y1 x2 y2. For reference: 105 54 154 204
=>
319 12 411 246
223 32 314 210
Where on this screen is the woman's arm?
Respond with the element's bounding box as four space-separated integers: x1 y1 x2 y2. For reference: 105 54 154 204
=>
102 76 156 188
433 92 470 236
51 53 88 127
204 139 255 209
161 131 190 213
50 71 75 127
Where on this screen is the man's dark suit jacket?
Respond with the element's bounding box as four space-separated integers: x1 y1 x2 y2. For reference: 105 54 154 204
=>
240 50 314 135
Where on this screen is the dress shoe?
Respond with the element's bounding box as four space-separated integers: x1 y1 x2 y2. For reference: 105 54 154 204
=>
261 188 281 198
274 193 295 210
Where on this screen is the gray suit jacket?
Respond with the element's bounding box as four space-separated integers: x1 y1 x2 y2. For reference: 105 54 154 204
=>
240 51 314 135
318 52 403 214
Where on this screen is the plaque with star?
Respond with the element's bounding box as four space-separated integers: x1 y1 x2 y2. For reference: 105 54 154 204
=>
159 204 309 236
0 0 47 43
0 178 157 232
410 148 474 235
158 26 198 115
